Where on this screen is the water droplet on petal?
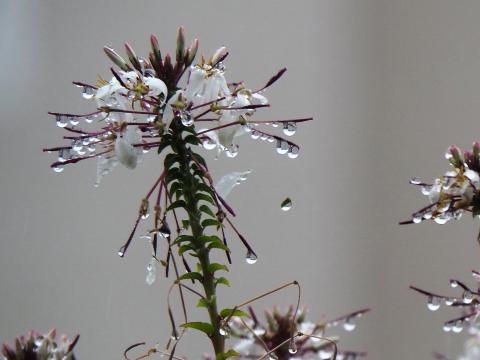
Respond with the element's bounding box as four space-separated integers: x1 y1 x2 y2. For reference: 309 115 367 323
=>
202 138 217 150
427 296 441 311
281 197 293 211
245 250 258 264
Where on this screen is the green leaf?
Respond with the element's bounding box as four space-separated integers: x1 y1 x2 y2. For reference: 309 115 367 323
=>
208 241 229 251
157 135 172 154
177 272 203 282
164 153 180 169
178 244 196 256
220 308 248 318
181 322 214 336
167 199 186 211
208 262 229 274
184 134 200 145
197 193 214 204
199 204 216 218
197 182 214 194
181 219 190 230
197 298 209 309
169 181 182 195
172 235 194 246
165 168 181 184
216 349 240 360
215 277 230 287
202 218 221 228
199 235 223 244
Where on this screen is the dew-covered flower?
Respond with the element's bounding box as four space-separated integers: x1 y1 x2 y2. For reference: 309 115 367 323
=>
1 329 79 360
401 143 480 232
228 306 369 360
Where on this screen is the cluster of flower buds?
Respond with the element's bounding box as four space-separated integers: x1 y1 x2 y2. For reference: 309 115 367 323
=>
226 306 369 360
411 270 480 336
401 143 480 232
1 329 79 360
43 27 311 184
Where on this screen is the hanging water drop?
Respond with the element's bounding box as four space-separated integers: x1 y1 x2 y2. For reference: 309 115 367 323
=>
250 131 261 140
180 111 194 126
463 290 474 304
69 116 79 126
52 165 64 173
56 115 68 128
226 144 239 158
276 140 288 155
158 222 171 238
288 338 297 354
202 138 217 150
444 298 455 306
412 214 423 223
283 122 297 136
450 280 459 288
443 323 452 332
287 145 299 159
82 86 95 99
343 316 356 331
281 197 292 211
410 177 422 185
245 250 258 264
452 321 463 333
85 114 96 123
427 296 441 311
219 325 231 337
117 249 125 257
271 122 279 128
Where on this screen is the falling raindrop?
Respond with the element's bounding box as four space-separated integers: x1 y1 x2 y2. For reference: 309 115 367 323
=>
56 115 68 128
427 296 441 311
281 198 293 211
283 122 297 136
245 250 258 264
82 86 95 99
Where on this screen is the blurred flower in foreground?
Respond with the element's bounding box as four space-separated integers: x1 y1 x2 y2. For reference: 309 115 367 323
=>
1 329 79 360
227 306 369 360
401 143 480 240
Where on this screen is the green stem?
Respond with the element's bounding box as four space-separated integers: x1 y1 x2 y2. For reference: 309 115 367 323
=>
170 119 225 356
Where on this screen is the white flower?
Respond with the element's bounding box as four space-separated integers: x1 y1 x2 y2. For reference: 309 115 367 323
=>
96 126 143 185
214 170 251 199
143 76 168 101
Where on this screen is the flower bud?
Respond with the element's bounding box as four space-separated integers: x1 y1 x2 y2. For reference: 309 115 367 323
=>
187 38 199 65
124 42 142 72
103 46 132 72
448 145 464 168
211 46 228 65
176 26 185 63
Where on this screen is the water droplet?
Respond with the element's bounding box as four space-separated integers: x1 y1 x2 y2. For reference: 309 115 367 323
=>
288 338 297 354
85 114 96 123
52 165 64 173
421 185 432 195
250 131 261 140
82 86 95 99
463 290 474 304
450 280 459 288
56 115 68 128
88 144 96 152
427 296 441 311
281 197 292 211
444 298 455 306
343 317 356 331
140 234 152 241
271 122 279 128
245 250 258 264
69 116 79 126
181 111 194 126
158 223 171 238
72 140 83 152
412 214 423 223
118 250 125 257
445 150 453 160
58 149 69 162
202 138 217 150
443 323 452 332
452 321 463 333
434 214 450 225
219 326 230 336
276 140 288 155
147 115 157 123
410 177 422 185
146 258 157 285
283 122 297 136
287 145 299 159
141 213 150 220
226 144 239 158
319 348 334 359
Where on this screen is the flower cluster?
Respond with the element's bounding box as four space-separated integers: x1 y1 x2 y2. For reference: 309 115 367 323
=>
401 143 480 232
1 329 79 360
226 306 369 360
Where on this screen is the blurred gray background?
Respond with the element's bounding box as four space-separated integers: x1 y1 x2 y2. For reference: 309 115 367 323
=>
2 0 480 359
